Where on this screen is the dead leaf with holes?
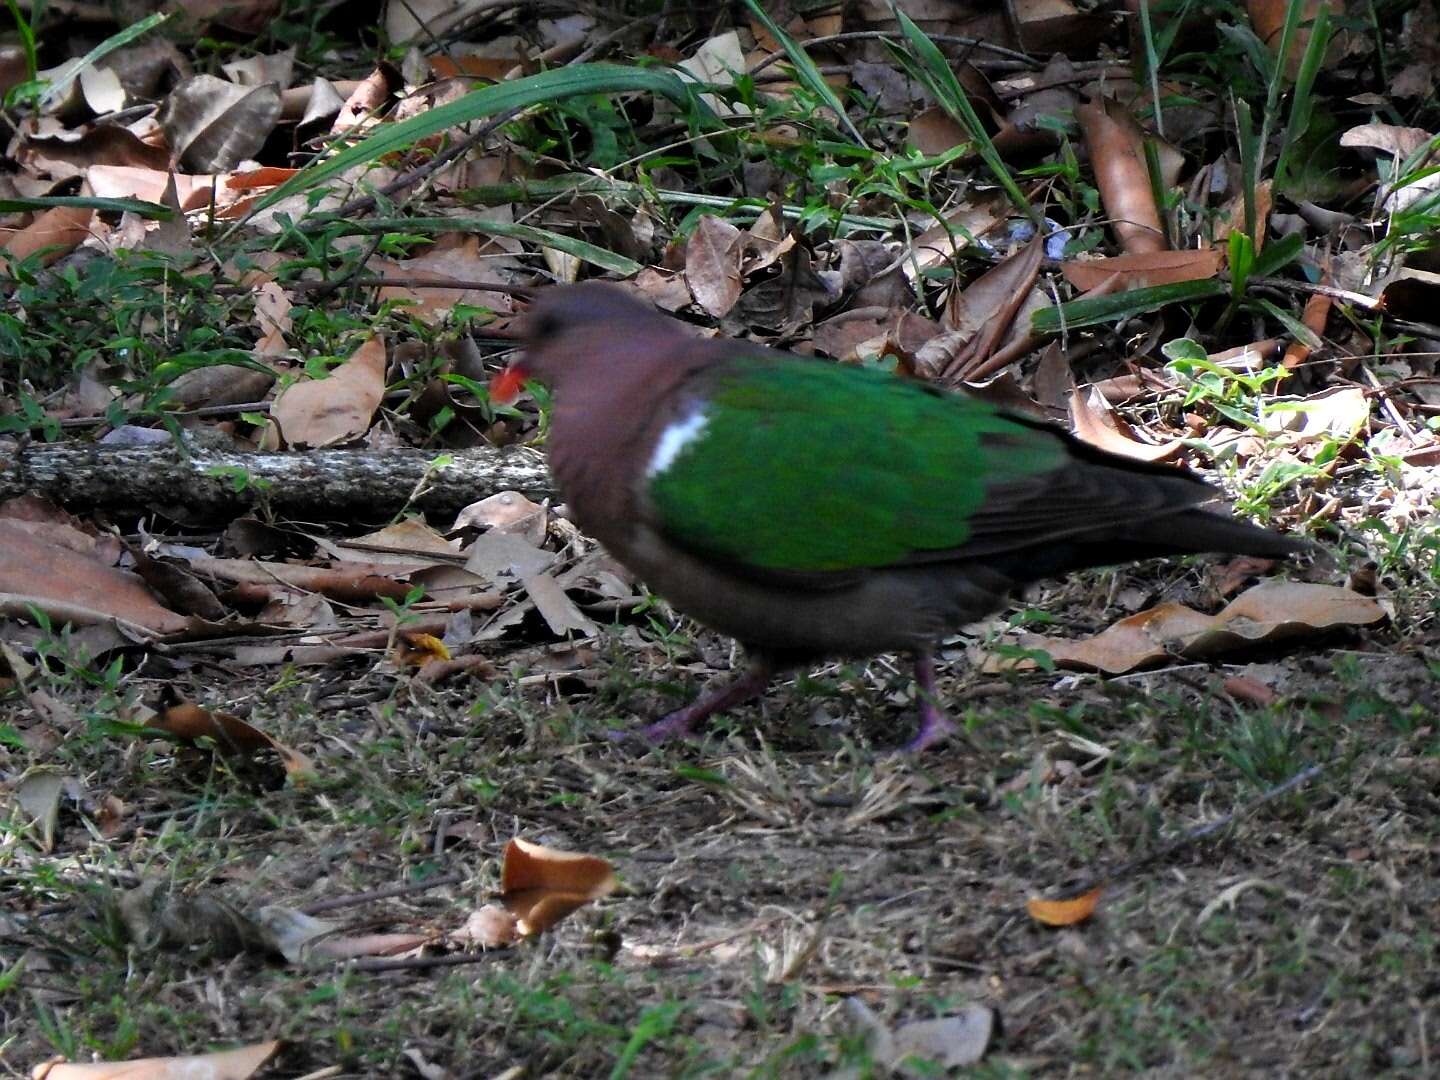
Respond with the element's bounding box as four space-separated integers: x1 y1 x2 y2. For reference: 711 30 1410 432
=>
271 335 387 447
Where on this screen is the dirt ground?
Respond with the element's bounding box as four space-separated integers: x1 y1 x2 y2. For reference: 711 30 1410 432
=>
4 554 1437 1078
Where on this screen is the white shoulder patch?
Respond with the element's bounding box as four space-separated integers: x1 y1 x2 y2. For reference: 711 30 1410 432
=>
646 408 710 478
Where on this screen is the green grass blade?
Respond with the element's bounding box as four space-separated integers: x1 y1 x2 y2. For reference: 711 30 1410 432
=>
347 216 643 275
1249 230 1304 278
1274 4 1332 191
1135 0 1166 138
1256 0 1309 169
238 64 719 225
1032 279 1225 334
1234 96 1259 244
0 195 175 219
744 0 866 146
1255 297 1323 350
1229 231 1256 296
886 9 1038 223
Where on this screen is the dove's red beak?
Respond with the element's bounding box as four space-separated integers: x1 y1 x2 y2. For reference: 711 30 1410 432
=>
489 363 529 406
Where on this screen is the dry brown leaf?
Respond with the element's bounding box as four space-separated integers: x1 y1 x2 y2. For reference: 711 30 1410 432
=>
32 1040 282 1080
1249 0 1342 78
1224 674 1278 706
159 74 282 172
1019 580 1384 675
523 572 598 638
685 214 744 318
500 837 616 937
189 555 416 603
373 232 520 323
1076 98 1168 254
0 206 93 265
456 903 521 948
1068 386 1185 462
84 165 274 215
271 335 387 447
173 0 282 36
907 105 968 155
332 65 395 134
933 236 1045 382
1061 249 1222 292
252 281 292 357
19 127 170 178
1027 887 1102 926
906 197 1007 279
452 491 547 543
0 520 191 636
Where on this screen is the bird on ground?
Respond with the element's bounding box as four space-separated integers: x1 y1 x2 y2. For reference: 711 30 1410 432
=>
491 282 1307 751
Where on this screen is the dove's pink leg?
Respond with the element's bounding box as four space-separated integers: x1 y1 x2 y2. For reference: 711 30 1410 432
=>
903 648 956 753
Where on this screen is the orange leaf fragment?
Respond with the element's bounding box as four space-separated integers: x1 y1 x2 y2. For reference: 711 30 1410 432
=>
500 837 616 937
1027 887 1101 927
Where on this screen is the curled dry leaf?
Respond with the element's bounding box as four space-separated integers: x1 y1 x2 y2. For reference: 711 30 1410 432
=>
149 700 315 781
932 236 1045 383
32 1040 282 1080
456 903 521 948
843 998 996 1073
1018 579 1384 675
394 631 451 668
271 335 387 447
1076 98 1168 255
452 491 548 544
500 837 617 937
1027 887 1102 926
1068 386 1185 463
685 214 744 318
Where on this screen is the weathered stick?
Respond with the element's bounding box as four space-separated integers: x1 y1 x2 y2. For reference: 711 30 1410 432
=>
0 441 555 519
